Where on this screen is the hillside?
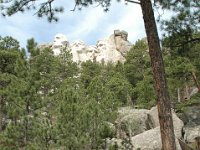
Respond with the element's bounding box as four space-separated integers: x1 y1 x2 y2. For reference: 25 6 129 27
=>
0 32 200 149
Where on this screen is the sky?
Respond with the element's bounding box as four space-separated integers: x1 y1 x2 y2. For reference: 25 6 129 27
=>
0 0 166 48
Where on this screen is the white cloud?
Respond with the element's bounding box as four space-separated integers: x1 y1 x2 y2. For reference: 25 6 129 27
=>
0 1 147 47
103 3 146 43
66 8 106 41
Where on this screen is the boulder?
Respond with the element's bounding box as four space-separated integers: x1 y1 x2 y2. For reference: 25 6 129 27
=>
116 107 151 138
114 30 128 41
131 127 182 150
114 30 123 36
184 125 200 143
182 106 200 143
106 106 184 150
149 106 184 138
182 105 200 126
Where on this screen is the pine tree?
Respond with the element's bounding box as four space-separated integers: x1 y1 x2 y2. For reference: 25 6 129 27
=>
80 60 102 89
124 39 156 108
158 0 199 44
0 37 19 125
125 38 150 87
2 0 194 148
0 36 28 149
162 31 200 103
86 74 120 149
55 78 89 149
105 72 133 106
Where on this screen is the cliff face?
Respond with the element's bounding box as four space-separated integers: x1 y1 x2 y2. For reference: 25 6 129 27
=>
51 30 132 63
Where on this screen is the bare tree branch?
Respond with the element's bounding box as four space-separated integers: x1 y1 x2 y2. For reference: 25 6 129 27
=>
125 0 140 5
71 3 78 11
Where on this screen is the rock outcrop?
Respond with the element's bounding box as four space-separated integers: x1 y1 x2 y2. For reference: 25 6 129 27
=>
107 106 184 150
116 107 151 138
52 34 69 56
50 30 132 63
148 106 184 138
131 127 182 150
130 106 184 150
184 125 200 143
182 105 200 143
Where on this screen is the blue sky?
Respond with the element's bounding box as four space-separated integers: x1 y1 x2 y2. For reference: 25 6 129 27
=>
0 1 166 48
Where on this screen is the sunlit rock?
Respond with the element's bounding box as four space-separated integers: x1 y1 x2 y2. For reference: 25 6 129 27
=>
52 34 69 55
86 45 99 61
51 30 132 63
70 40 87 62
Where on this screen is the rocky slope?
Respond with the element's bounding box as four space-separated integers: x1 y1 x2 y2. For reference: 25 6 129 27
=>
41 30 132 63
105 105 200 150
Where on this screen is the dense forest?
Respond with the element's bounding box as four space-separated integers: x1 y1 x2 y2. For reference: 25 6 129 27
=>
0 0 199 149
0 30 199 149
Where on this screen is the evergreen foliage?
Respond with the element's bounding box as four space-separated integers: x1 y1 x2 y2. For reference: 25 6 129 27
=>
162 31 200 102
0 32 199 148
0 1 199 149
0 36 130 149
124 39 156 108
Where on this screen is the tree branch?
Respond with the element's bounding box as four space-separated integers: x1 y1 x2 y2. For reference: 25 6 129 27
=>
164 37 200 48
125 0 140 5
71 3 78 11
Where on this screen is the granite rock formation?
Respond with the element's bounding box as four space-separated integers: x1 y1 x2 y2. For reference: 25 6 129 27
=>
51 30 132 63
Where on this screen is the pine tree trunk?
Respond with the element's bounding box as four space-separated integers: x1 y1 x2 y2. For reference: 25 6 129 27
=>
140 0 176 149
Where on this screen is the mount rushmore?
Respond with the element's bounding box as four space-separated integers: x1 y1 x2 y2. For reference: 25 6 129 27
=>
41 30 132 63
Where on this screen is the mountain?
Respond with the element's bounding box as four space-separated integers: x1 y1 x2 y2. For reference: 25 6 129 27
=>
49 30 132 63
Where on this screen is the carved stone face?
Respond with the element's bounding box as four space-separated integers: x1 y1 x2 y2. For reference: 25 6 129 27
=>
96 40 106 51
52 34 69 55
86 46 98 60
70 40 86 53
53 34 68 48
